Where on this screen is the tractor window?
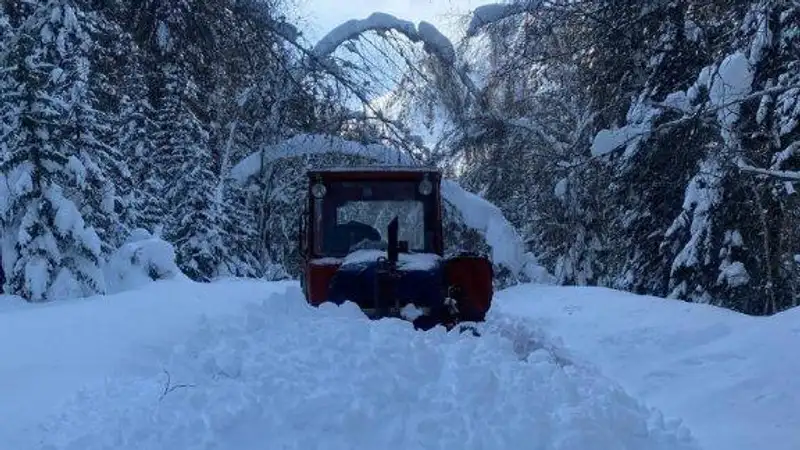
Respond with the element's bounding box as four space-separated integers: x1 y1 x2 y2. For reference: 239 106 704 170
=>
336 200 425 251
312 179 440 257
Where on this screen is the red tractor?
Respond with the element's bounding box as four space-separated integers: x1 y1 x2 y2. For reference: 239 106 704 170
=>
299 167 493 331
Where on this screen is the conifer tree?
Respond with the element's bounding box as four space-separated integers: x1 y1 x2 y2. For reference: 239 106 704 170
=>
0 0 107 300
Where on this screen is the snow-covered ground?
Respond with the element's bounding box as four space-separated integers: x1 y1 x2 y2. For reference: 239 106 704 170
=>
0 279 291 449
495 285 800 450
0 279 796 449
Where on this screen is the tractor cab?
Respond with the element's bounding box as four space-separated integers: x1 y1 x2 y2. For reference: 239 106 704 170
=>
299 167 493 330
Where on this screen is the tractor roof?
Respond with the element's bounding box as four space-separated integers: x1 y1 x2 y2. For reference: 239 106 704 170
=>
307 166 441 181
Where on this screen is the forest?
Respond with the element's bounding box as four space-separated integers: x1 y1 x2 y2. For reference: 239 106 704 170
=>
0 0 798 315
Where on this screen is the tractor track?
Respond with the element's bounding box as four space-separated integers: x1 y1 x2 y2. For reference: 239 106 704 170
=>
463 312 577 367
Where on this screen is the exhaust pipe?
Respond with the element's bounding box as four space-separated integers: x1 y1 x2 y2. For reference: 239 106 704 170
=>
373 217 400 316
387 216 398 264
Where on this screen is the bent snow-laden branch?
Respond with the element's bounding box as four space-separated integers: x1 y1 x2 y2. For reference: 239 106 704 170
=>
311 12 455 65
307 12 487 111
466 1 544 37
737 161 800 182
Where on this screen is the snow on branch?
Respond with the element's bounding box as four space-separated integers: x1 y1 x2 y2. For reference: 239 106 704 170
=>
312 13 419 59
417 21 455 65
466 1 544 37
737 161 800 182
311 12 455 66
441 179 532 276
229 134 417 184
590 51 760 158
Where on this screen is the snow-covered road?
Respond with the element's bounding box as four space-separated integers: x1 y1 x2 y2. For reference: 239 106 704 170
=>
495 285 800 450
0 279 796 450
0 280 290 449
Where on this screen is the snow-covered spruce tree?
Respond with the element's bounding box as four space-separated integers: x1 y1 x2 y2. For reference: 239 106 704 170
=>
153 64 231 282
115 0 318 280
79 6 136 249
459 0 743 300
2 0 37 29
0 6 14 154
583 0 798 313
119 0 223 280
202 0 306 279
597 0 722 298
0 0 108 300
720 1 800 313
0 8 11 53
64 11 134 254
116 0 211 241
114 39 164 235
638 0 800 314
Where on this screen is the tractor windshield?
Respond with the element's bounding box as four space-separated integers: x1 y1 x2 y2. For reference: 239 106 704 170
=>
336 200 425 250
311 179 440 257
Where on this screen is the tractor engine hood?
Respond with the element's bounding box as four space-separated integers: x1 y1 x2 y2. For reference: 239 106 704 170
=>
326 249 446 313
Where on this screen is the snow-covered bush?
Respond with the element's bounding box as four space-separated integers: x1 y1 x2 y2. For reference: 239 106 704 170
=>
104 229 187 294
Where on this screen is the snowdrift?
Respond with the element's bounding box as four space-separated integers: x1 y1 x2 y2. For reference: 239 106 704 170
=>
1 280 696 450
104 228 187 294
495 285 800 450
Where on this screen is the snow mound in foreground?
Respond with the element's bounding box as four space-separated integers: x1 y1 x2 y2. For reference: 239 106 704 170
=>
30 286 696 450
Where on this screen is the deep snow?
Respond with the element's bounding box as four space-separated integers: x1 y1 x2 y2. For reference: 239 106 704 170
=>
1 279 796 450
0 279 292 449
495 285 800 450
0 279 704 450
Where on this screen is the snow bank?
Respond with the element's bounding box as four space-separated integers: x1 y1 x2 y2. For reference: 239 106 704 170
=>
104 228 187 294
0 279 292 448
0 293 28 312
494 285 800 450
5 282 696 450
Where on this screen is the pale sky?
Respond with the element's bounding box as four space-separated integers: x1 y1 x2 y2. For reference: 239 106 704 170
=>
296 0 492 43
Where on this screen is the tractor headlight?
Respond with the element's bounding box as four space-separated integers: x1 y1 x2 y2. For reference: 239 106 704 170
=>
311 183 327 198
418 179 433 196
